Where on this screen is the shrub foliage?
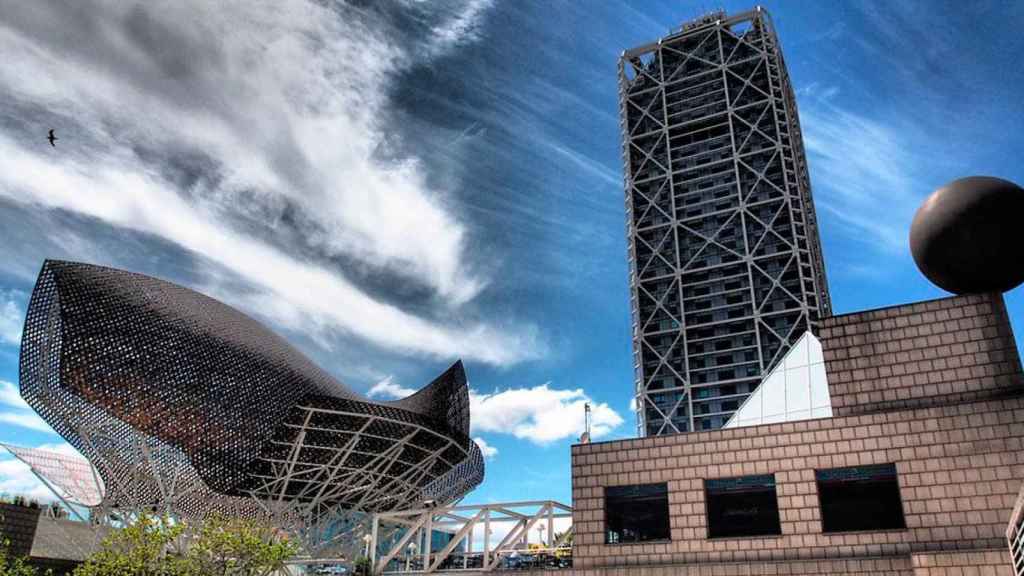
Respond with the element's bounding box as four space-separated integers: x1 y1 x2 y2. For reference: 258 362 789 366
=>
73 514 297 576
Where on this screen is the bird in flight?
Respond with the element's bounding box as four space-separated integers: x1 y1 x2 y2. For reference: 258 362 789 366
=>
47 129 57 147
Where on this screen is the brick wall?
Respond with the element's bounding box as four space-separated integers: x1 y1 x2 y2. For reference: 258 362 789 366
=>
911 549 1013 575
820 292 1023 417
519 555 914 576
570 396 1024 568
0 503 42 557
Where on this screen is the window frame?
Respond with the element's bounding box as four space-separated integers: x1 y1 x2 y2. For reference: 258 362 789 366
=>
814 463 907 534
603 483 671 545
703 473 782 539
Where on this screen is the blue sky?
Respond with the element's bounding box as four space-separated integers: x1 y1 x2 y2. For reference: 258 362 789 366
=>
0 0 1021 506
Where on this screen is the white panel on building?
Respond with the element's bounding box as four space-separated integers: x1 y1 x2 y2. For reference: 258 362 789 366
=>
722 332 832 429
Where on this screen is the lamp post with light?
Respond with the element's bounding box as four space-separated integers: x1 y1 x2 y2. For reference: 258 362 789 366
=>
406 541 418 572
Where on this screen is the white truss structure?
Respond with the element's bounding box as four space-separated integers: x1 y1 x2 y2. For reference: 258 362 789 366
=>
370 501 573 574
619 7 831 436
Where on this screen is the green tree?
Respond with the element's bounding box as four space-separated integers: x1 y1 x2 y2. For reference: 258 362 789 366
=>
72 514 188 576
73 513 297 576
186 516 297 576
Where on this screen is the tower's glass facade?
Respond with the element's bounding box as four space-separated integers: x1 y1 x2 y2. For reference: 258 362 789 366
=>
619 8 830 436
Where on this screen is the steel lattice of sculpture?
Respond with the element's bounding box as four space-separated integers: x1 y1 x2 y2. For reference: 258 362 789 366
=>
18 260 484 553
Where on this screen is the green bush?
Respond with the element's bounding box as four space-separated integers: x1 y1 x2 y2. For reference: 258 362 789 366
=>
73 513 298 576
353 556 371 576
186 516 298 576
72 514 187 576
0 538 47 576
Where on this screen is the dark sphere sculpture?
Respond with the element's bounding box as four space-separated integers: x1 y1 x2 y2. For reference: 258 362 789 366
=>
909 176 1024 294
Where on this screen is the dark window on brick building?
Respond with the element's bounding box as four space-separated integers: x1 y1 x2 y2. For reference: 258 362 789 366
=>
816 463 906 533
605 483 670 544
704 474 781 538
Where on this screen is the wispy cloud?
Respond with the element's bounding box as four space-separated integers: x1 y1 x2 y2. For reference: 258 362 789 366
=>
0 140 541 364
424 0 494 56
545 141 621 188
796 82 840 102
0 411 53 434
0 0 545 366
0 380 30 411
792 2 1021 271
800 99 928 255
470 384 623 444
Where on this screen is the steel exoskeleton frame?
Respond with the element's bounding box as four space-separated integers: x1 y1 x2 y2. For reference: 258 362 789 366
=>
619 7 831 436
17 260 485 559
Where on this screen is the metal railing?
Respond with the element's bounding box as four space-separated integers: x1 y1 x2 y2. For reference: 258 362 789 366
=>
1007 484 1024 575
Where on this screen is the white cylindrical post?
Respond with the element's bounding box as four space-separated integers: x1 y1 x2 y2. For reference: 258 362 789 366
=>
370 516 379 569
423 514 432 572
483 510 491 568
547 504 554 548
406 542 417 572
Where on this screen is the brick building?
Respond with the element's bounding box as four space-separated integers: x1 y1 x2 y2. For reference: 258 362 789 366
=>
567 292 1023 575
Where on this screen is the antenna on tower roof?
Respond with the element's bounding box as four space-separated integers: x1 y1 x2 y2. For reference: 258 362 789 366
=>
579 402 592 444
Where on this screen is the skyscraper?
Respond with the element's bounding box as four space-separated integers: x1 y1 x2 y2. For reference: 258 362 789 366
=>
619 7 831 436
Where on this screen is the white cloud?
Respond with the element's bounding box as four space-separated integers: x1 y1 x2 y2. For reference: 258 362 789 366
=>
0 379 55 434
473 436 497 460
366 376 417 400
0 0 481 303
0 411 53 434
470 384 623 444
0 290 23 346
0 0 543 366
34 442 83 458
0 131 540 365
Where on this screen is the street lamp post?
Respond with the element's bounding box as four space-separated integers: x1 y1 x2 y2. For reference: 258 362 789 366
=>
362 533 374 574
406 541 418 572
